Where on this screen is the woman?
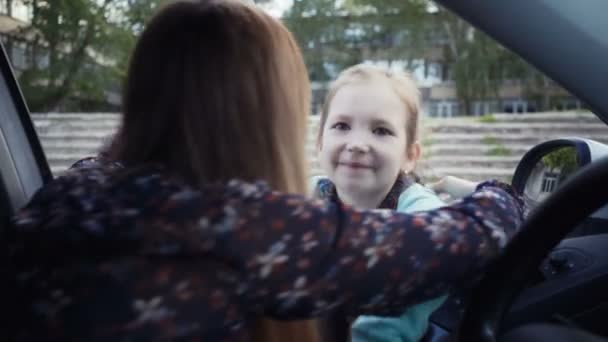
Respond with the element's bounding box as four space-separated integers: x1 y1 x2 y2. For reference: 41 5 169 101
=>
8 1 524 341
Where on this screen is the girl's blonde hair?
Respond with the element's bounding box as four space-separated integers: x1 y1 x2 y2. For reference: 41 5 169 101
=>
317 64 422 155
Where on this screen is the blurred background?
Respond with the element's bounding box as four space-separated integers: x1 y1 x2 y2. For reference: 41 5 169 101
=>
2 0 604 182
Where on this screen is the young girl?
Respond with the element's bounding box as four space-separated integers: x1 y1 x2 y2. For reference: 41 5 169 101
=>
7 1 523 341
313 64 476 341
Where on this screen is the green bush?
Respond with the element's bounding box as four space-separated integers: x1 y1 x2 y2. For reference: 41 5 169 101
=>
477 114 497 123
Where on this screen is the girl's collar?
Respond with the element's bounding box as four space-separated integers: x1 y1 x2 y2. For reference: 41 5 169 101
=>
315 172 415 209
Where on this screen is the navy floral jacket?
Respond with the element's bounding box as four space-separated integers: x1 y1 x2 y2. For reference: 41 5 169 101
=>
7 158 524 341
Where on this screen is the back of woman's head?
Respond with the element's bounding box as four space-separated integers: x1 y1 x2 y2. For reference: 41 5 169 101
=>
110 0 310 194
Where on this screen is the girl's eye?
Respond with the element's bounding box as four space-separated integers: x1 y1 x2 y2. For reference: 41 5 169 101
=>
330 122 350 131
373 127 394 136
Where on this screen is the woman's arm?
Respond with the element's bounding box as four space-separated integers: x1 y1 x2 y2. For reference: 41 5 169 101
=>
10 164 523 324
218 180 523 319
351 183 448 342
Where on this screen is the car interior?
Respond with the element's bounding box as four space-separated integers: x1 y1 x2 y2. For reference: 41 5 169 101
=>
2 0 608 341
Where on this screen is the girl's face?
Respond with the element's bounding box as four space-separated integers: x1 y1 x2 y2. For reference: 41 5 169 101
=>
319 80 419 202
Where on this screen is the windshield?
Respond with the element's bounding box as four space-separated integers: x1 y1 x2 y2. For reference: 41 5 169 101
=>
1 0 606 185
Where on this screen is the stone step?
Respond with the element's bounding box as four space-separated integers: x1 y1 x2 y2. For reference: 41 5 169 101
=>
490 112 602 123
31 113 603 132
426 133 608 146
426 144 531 156
46 154 87 163
42 148 101 160
37 130 113 139
421 167 513 182
32 112 320 125
33 123 119 134
34 112 602 123
32 112 119 117
32 112 605 182
423 112 603 125
421 156 521 169
38 139 106 149
427 122 608 134
50 164 71 175
31 112 121 120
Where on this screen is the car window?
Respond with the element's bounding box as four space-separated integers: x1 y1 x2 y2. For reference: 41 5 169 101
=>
0 0 605 186
0 42 50 213
435 0 608 122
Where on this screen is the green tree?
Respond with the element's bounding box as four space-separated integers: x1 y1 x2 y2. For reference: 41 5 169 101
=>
284 0 428 81
103 0 164 81
284 0 565 115
18 0 115 111
542 147 579 183
15 0 163 112
432 5 562 114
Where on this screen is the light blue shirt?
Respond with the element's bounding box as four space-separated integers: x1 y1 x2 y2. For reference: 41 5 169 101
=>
351 183 447 342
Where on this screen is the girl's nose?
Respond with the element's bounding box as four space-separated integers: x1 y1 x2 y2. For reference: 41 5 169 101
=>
346 141 370 153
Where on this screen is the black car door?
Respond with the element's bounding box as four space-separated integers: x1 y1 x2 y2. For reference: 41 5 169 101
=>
0 39 52 338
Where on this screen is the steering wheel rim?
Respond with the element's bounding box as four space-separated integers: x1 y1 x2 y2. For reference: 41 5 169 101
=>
457 155 608 341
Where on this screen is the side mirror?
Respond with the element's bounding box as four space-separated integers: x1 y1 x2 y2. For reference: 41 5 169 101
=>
513 138 608 215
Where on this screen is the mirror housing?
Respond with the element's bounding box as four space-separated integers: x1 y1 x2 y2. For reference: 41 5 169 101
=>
513 138 608 216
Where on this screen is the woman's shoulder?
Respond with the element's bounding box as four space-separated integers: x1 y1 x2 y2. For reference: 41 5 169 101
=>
69 155 123 170
11 159 277 259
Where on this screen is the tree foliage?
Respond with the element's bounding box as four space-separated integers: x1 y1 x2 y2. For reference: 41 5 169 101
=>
6 0 163 111
285 0 564 114
1 0 569 113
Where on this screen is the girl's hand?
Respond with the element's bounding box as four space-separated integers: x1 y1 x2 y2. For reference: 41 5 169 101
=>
428 176 479 199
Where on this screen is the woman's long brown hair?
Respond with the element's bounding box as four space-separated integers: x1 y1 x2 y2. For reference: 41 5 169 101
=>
111 0 309 194
109 0 321 341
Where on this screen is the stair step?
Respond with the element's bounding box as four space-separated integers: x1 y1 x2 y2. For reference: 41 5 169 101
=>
38 140 106 149
421 167 514 182
427 122 608 134
32 112 121 119
38 130 113 139
490 112 602 123
426 144 532 156
421 156 521 169
32 112 606 181
426 133 608 146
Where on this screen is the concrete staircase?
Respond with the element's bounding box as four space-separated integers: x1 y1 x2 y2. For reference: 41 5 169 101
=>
419 112 608 182
32 112 608 183
33 113 119 175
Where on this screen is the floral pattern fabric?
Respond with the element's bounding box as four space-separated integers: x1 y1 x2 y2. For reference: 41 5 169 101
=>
8 158 524 341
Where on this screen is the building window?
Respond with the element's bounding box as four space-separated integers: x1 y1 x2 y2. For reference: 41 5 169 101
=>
11 45 27 70
429 100 459 118
502 99 529 114
472 101 498 116
558 98 581 110
541 172 559 193
428 102 438 117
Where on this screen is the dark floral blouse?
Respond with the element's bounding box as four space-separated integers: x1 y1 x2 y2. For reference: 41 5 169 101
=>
7 158 524 341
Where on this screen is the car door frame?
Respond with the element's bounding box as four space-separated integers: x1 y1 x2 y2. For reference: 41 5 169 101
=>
0 40 52 218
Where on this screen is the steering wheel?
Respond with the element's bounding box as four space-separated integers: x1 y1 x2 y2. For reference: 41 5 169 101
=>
457 156 608 341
